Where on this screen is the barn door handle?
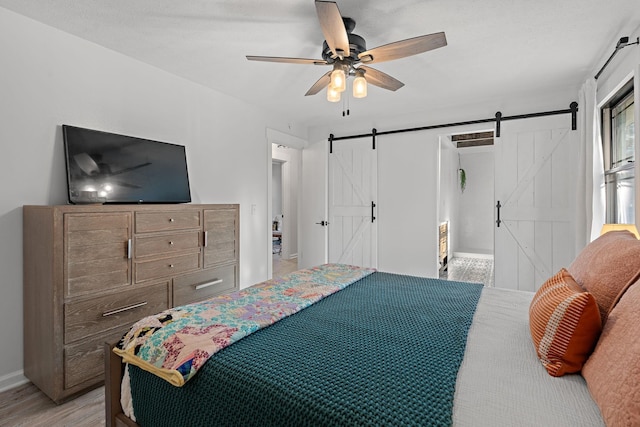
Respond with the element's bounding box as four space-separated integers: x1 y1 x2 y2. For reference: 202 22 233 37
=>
371 201 376 223
496 201 501 227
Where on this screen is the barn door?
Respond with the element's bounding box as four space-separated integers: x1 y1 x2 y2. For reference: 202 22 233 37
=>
328 139 378 268
494 115 578 291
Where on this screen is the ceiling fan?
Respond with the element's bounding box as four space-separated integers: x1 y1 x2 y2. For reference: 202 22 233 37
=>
246 0 447 102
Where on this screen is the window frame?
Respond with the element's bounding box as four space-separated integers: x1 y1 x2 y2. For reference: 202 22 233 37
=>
601 80 635 224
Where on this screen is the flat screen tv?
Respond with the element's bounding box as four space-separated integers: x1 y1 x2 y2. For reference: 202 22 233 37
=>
63 125 191 204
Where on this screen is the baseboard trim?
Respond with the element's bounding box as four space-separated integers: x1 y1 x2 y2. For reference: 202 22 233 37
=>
0 370 29 393
453 252 494 260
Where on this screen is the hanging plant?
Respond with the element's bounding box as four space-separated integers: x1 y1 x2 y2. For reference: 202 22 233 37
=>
458 153 466 193
459 168 466 193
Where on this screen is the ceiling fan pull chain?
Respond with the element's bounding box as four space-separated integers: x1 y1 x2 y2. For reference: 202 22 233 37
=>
347 91 350 115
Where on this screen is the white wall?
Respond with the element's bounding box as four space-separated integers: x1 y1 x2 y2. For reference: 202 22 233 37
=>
456 148 495 255
0 7 305 390
377 132 439 277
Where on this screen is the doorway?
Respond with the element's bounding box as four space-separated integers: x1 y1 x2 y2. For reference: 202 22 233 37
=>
271 155 298 278
267 129 306 280
438 130 495 287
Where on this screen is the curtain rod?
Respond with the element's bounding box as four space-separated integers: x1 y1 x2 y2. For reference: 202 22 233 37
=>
328 102 578 150
594 36 639 80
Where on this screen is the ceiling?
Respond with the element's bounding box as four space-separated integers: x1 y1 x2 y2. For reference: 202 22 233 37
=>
1 0 639 128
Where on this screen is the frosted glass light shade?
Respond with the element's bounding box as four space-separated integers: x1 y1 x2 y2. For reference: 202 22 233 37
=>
330 68 346 92
353 73 367 98
327 85 341 102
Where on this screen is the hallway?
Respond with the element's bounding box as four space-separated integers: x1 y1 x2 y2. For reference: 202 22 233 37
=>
440 257 494 287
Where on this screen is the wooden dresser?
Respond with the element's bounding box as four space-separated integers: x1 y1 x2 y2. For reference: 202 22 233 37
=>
23 204 239 403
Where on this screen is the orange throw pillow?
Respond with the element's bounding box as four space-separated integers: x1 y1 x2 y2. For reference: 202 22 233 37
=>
582 280 640 426
529 269 602 376
568 230 640 324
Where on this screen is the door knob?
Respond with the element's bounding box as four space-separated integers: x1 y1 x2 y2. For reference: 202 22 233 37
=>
315 221 329 226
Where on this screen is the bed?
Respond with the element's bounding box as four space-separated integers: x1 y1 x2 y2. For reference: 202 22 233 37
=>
106 231 640 427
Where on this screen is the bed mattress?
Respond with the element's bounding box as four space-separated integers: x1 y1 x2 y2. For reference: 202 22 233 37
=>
124 272 603 426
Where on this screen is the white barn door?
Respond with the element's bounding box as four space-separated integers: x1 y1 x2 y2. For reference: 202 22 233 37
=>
328 139 378 268
494 115 578 291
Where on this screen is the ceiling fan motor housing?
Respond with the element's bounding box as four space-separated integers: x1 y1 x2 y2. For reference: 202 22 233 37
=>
321 17 367 64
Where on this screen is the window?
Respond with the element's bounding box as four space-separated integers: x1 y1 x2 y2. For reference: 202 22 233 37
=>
602 82 635 224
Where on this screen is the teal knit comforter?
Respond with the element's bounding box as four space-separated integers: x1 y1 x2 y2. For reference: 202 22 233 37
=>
129 272 483 427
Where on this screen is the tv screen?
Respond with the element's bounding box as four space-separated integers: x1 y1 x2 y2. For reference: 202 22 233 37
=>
63 125 191 204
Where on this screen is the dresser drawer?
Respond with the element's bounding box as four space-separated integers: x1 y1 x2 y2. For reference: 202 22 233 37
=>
64 281 169 344
66 212 130 233
64 328 125 390
173 264 237 306
66 257 131 297
135 211 201 233
134 252 201 283
135 231 201 258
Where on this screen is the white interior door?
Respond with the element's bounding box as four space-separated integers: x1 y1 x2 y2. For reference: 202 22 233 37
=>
494 115 578 291
299 140 329 269
328 138 378 268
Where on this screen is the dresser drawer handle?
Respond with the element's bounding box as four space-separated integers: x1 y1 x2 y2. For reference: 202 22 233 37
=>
169 241 174 245
169 218 175 222
169 264 175 268
102 301 148 317
195 279 223 290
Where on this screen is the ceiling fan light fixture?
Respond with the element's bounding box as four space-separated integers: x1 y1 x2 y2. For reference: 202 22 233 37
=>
330 66 346 93
327 85 341 102
353 70 367 98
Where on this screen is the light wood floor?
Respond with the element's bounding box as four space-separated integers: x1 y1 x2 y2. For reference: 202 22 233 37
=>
273 254 299 278
0 382 105 427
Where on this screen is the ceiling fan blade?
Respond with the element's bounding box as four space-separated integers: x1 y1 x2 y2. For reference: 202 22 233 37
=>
246 56 328 65
358 32 447 64
305 71 332 96
315 1 350 59
359 65 404 91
